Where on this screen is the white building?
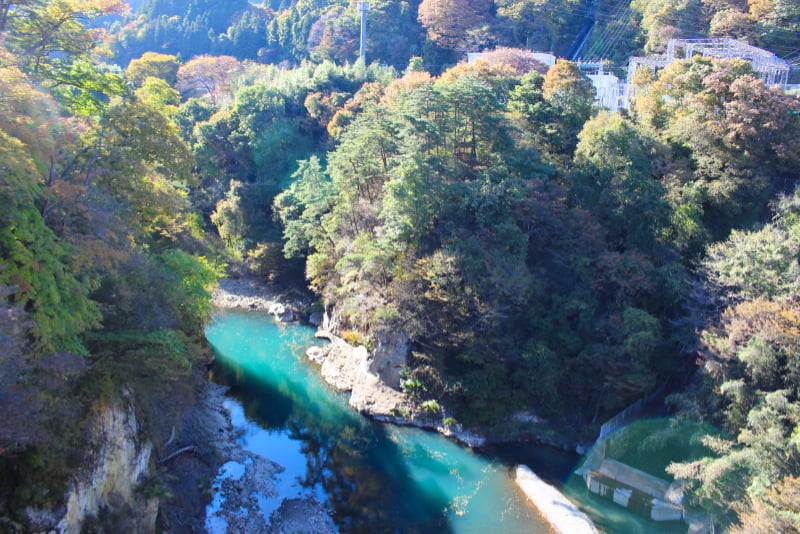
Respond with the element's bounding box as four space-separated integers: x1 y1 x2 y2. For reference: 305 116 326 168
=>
578 62 629 111
469 39 794 111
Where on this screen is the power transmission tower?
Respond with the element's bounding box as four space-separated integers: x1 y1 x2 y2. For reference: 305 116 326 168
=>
358 2 369 62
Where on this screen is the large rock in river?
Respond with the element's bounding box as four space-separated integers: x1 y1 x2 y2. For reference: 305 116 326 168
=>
369 330 410 389
307 334 410 417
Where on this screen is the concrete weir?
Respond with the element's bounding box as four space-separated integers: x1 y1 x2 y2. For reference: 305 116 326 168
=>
515 465 598 534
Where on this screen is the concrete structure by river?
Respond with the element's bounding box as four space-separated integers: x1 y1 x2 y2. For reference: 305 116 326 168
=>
469 38 797 112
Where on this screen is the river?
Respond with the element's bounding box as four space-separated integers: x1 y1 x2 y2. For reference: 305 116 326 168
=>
203 309 579 533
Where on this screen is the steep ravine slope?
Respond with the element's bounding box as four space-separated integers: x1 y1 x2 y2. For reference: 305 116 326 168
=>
22 393 157 533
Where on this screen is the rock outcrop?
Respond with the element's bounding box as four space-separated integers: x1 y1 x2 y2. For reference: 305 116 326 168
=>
211 277 310 321
45 392 157 533
307 330 488 447
212 277 487 447
369 329 410 389
307 335 409 417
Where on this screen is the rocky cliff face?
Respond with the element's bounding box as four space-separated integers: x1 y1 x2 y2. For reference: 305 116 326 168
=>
305 333 490 447
369 330 410 390
27 392 158 533
313 308 412 415
307 335 410 416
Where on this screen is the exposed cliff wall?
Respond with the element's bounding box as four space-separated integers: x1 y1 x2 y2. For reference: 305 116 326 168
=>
307 334 410 417
24 392 158 533
306 332 492 447
316 308 410 400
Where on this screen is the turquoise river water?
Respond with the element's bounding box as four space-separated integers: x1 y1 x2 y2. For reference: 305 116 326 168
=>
204 309 687 533
204 309 565 533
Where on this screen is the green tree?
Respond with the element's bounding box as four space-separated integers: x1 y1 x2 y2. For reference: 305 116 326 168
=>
669 193 800 524
0 55 101 354
634 57 800 238
494 0 584 54
126 52 180 86
418 0 492 53
540 60 595 160
573 111 671 251
0 130 100 354
704 224 800 300
135 76 181 115
732 475 800 534
751 0 800 52
3 0 128 70
211 181 249 257
273 156 335 259
630 0 708 54
157 249 219 332
436 73 513 169
308 8 359 63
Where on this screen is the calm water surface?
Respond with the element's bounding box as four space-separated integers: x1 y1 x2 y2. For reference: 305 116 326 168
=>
205 309 557 533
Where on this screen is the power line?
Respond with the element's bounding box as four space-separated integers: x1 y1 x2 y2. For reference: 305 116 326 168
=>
587 8 637 61
531 0 800 62
580 0 630 60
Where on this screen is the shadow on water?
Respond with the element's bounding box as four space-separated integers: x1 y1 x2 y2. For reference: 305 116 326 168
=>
209 311 454 534
479 442 580 486
206 310 727 534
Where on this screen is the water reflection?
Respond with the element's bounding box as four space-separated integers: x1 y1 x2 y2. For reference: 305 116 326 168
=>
206 310 551 534
562 418 720 534
209 311 452 533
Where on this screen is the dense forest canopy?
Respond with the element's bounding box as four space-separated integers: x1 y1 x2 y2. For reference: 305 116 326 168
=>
1 0 800 531
109 0 800 71
0 0 220 523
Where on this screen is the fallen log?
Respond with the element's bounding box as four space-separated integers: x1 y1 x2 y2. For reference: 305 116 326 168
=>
158 445 197 464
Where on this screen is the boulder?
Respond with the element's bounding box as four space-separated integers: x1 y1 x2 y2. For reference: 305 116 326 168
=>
278 310 295 322
369 330 410 389
306 346 326 364
308 312 324 326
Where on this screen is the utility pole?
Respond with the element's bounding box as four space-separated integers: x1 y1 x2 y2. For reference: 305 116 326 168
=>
358 1 369 62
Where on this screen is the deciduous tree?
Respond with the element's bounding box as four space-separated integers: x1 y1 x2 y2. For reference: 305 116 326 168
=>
126 52 180 86
418 0 492 52
176 55 242 104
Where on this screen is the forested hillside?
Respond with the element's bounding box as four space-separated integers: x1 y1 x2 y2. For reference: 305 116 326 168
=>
176 45 800 532
2 0 800 531
112 0 800 71
0 0 219 529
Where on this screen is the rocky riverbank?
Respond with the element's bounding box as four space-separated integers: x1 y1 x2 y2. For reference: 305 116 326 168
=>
165 278 336 534
210 277 314 322
211 277 492 448
168 381 336 534
209 277 583 452
206 277 595 533
202 383 336 533
307 332 489 447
